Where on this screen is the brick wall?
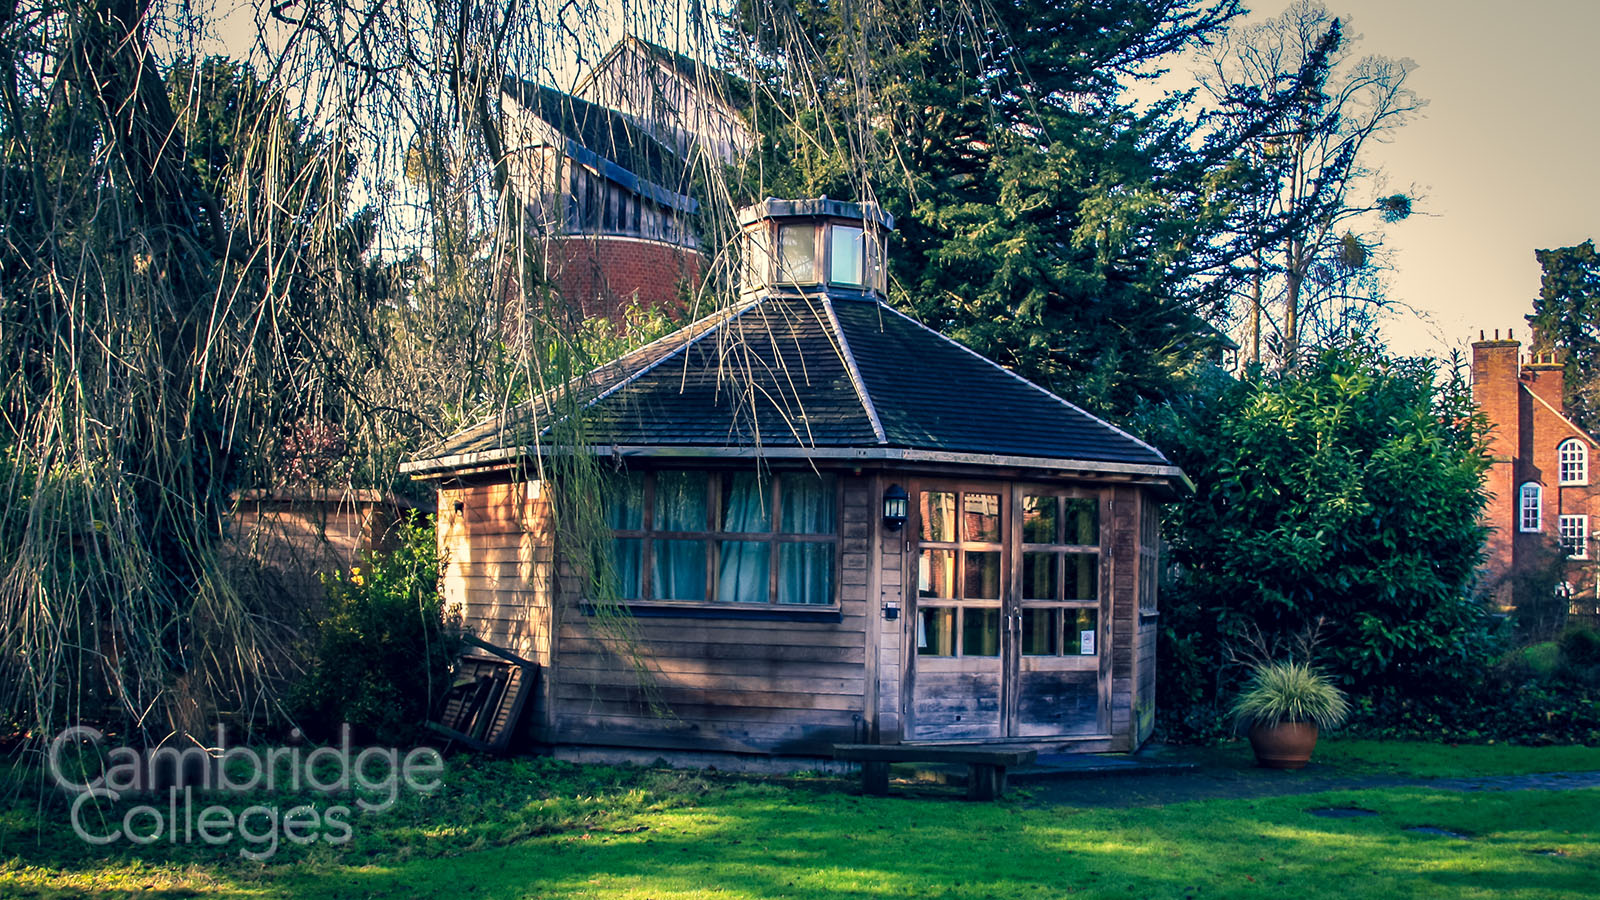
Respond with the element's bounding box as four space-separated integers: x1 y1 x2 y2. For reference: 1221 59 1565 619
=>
1472 334 1600 611
549 236 703 320
1472 337 1520 589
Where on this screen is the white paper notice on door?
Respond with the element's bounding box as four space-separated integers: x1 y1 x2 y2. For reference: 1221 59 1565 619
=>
1079 629 1095 655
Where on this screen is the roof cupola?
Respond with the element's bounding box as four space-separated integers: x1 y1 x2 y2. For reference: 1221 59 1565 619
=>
737 197 894 299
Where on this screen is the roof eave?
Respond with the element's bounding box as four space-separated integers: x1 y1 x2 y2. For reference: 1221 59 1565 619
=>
401 443 1186 484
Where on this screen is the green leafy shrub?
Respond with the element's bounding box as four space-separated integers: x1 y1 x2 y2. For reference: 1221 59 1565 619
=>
1231 661 1349 731
289 512 459 744
1149 340 1493 742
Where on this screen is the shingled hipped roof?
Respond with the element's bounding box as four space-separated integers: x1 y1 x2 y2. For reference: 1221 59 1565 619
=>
403 294 1182 481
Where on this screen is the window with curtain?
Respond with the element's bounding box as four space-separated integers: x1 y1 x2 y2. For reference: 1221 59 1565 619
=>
603 470 838 606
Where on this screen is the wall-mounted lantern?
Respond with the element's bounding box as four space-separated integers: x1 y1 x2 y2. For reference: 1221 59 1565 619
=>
883 483 908 532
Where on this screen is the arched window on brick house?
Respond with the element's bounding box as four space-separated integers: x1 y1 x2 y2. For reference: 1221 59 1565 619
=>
1559 439 1588 485
1519 482 1543 533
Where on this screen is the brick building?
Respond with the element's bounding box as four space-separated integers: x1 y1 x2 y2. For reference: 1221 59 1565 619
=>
501 38 749 320
1472 330 1600 614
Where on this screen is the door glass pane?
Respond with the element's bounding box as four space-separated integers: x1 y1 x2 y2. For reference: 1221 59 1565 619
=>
779 473 836 534
964 551 1001 599
1021 608 1059 656
962 608 1001 656
920 491 956 541
964 492 1001 542
655 472 707 531
918 549 956 598
651 539 706 600
778 223 816 283
917 607 955 656
1066 608 1098 656
1065 553 1098 600
717 540 769 603
606 473 644 530
778 543 833 605
1022 495 1056 543
721 472 771 533
609 538 642 599
1022 552 1057 600
1064 498 1098 545
829 224 864 286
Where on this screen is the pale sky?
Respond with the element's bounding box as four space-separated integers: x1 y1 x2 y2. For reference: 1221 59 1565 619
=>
1259 0 1600 360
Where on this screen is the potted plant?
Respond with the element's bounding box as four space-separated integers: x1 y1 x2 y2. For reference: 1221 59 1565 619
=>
1230 660 1349 769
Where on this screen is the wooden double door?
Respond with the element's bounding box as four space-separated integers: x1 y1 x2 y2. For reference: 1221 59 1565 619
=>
905 479 1109 741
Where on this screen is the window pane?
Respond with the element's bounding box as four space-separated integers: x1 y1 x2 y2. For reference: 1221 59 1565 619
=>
606 473 644 530
962 608 1001 657
654 472 707 531
779 473 836 534
717 540 769 603
830 224 864 285
917 607 955 656
1064 553 1098 601
651 539 706 600
1064 498 1098 544
743 225 770 290
778 224 816 283
778 543 833 605
1022 495 1057 543
964 551 1001 599
721 472 771 533
609 538 642 599
1022 552 1057 600
964 492 1001 542
918 549 956 598
1520 483 1542 533
920 491 957 541
1066 608 1098 656
1021 608 1059 656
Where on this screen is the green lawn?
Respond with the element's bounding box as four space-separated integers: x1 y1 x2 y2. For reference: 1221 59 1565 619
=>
1 743 1596 899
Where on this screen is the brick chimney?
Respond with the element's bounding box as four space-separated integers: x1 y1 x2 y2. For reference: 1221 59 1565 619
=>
1472 329 1522 587
1523 346 1567 414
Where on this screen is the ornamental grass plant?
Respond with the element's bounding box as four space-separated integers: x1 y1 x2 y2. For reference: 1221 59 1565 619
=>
1231 660 1351 731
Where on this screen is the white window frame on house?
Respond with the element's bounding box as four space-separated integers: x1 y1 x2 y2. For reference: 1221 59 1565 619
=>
1559 438 1589 485
1560 514 1590 560
1519 482 1542 533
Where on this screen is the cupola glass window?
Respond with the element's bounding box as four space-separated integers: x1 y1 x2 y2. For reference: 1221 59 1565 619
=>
778 224 817 284
830 225 865 286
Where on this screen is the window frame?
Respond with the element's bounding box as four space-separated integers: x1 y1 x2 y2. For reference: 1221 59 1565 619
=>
1016 489 1103 658
1560 514 1590 560
913 485 1008 658
605 469 842 609
1520 482 1543 533
1560 439 1589 486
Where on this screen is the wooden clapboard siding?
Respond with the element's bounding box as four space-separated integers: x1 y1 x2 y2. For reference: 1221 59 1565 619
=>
1133 491 1162 745
438 480 555 736
1106 485 1140 749
549 473 875 755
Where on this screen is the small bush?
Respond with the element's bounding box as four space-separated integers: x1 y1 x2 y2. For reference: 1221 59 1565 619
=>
1231 661 1350 731
289 511 459 744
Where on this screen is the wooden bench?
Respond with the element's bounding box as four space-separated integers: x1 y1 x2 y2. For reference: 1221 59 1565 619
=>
833 744 1038 801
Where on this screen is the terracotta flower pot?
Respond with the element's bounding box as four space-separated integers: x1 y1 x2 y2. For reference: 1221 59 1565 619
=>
1248 721 1319 769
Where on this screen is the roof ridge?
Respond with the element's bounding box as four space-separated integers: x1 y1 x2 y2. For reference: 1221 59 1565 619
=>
820 296 887 445
874 303 1170 462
